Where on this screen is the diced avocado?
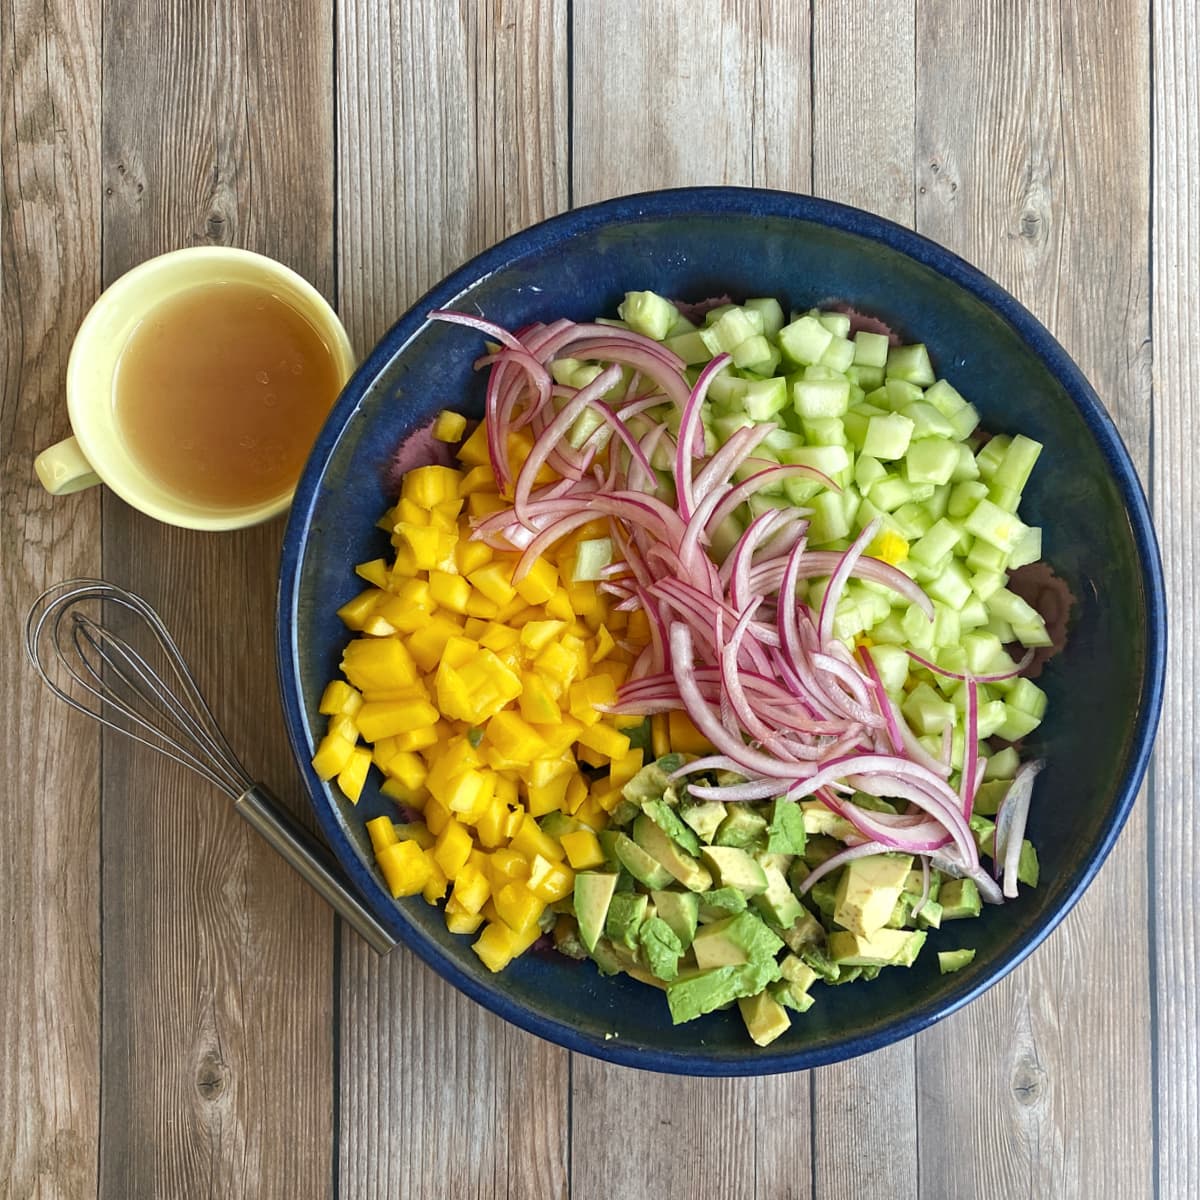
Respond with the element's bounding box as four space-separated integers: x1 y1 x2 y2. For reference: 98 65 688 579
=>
641 798 701 856
799 943 843 983
778 908 825 953
939 877 983 920
828 928 925 967
621 760 673 806
779 955 819 991
638 916 684 981
972 779 1012 817
692 911 784 970
833 853 914 938
604 891 648 951
799 835 844 869
665 958 783 1024
888 891 943 930
938 948 977 974
573 872 618 953
589 937 623 976
538 811 582 840
698 887 749 921
809 873 840 918
713 805 769 849
700 845 769 895
969 813 996 860
1018 840 1039 887
633 815 713 892
679 799 727 842
752 865 806 928
650 890 699 949
902 868 942 903
738 989 792 1046
606 797 641 827
611 832 674 890
770 979 816 1013
766 799 807 855
800 800 859 842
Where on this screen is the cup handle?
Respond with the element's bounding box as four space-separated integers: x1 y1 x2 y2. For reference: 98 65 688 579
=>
34 436 103 496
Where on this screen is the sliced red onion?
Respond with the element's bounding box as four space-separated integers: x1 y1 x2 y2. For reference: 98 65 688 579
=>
794 841 890 895
676 354 732 521
995 759 1044 898
817 518 880 648
906 647 1036 683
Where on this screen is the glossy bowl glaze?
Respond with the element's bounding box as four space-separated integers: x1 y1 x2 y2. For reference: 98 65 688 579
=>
277 188 1165 1075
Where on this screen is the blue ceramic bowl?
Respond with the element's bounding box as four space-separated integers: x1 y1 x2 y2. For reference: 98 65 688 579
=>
277 187 1165 1075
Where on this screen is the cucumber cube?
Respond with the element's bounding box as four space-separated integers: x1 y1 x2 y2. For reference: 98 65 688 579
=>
793 377 851 418
886 343 936 386
903 682 956 734
925 559 973 610
975 435 1012 480
949 480 989 519
820 336 856 373
969 569 1005 601
958 596 988 629
910 518 962 567
781 444 851 479
901 603 936 651
993 434 1043 491
869 474 918 513
995 704 1042 742
905 438 960 486
891 501 935 540
987 483 1023 513
618 290 678 340
847 364 885 390
779 315 834 366
732 334 779 374
866 643 910 693
975 700 1009 740
964 498 1028 553
923 378 969 419
817 310 852 338
1008 525 1042 569
1006 677 1047 719
662 330 714 365
801 417 847 447
853 330 890 369
950 443 982 483
745 297 785 338
739 376 789 420
902 401 956 440
984 746 1021 779
965 537 1010 573
863 413 915 460
808 490 852 544
854 455 888 491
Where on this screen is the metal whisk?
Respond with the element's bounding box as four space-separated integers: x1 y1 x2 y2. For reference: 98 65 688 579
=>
25 578 395 955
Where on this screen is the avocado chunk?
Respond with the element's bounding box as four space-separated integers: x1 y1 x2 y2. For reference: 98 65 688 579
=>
828 928 926 967
779 909 825 953
633 815 713 891
801 800 859 842
665 957 783 1024
888 893 943 930
765 799 807 855
713 805 769 849
938 947 976 974
738 989 792 1046
611 832 675 890
752 864 806 928
700 845 769 895
538 811 582 840
573 872 618 953
679 799 727 842
770 979 816 1013
621 756 684 806
641 797 701 855
698 887 749 922
1018 840 1039 887
833 853 914 937
692 911 784 970
638 916 684 981
589 937 623 976
779 954 819 990
939 877 983 920
650 889 699 949
605 891 648 950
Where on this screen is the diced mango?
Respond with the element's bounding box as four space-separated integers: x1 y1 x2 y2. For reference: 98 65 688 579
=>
667 709 715 755
473 920 517 972
433 818 474 879
508 811 564 863
457 422 491 467
433 409 468 442
402 464 464 509
341 637 418 691
446 910 485 936
376 839 431 897
312 732 355 780
450 863 491 915
336 746 372 802
356 697 441 741
515 556 558 605
494 881 545 933
366 815 399 853
319 680 363 717
527 854 575 903
559 828 606 870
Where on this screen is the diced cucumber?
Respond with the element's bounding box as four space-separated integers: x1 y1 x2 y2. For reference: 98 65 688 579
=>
793 377 851 419
1008 525 1042 569
618 291 679 340
779 315 834 366
995 704 1043 742
905 438 960 486
820 336 856 374
985 747 1021 779
950 443 982 483
739 376 790 421
975 435 1011 480
903 682 956 735
965 537 1010 574
662 330 714 365
964 498 1028 554
992 434 1043 492
863 413 916 460
909 518 962 567
816 310 852 338
925 559 973 610
854 455 888 491
949 480 989 519
886 343 936 386
573 538 613 581
732 334 780 374
902 401 956 440
808 490 852 544
853 330 890 369
745 297 785 338
801 417 847 447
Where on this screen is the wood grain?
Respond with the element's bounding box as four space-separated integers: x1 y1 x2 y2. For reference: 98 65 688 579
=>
1151 2 1198 1196
572 0 812 207
0 1 103 1196
334 5 571 1198
570 8 814 1198
810 6 919 1197
97 1 338 1195
913 4 1154 1197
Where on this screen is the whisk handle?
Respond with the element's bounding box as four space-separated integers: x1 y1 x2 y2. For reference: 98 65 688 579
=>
235 785 397 955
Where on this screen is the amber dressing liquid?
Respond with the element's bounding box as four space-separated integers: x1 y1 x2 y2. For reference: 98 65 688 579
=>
113 279 342 509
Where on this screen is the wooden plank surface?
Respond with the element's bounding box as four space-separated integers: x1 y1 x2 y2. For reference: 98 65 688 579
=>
1151 2 1198 1196
912 4 1154 1198
334 5 572 1198
0 2 103 1197
809 6 919 1199
570 7 814 1198
95 1 338 1195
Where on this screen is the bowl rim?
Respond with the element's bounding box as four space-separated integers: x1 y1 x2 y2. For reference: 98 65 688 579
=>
277 185 1166 1075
